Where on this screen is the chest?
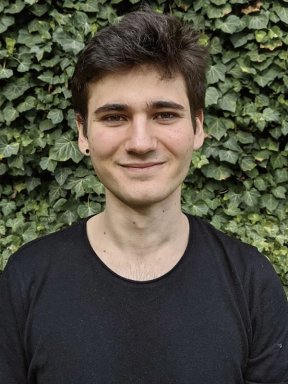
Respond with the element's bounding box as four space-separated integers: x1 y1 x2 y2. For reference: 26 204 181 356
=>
25 270 249 384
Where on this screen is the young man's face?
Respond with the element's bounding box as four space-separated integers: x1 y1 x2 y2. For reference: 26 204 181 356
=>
77 66 204 209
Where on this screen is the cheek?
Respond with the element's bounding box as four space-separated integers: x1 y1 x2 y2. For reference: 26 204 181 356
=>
89 134 119 158
166 129 194 157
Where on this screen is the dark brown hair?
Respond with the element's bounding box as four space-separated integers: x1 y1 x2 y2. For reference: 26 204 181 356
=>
71 7 209 134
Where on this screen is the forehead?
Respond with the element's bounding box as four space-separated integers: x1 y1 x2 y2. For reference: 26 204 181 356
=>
87 66 189 109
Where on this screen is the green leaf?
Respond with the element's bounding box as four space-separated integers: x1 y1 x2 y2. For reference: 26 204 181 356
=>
39 157 57 172
0 67 13 79
261 194 279 212
191 152 209 169
207 4 231 19
61 211 77 226
26 177 41 192
262 108 280 122
17 96 37 112
82 174 104 195
190 202 209 217
218 150 238 164
224 191 241 208
210 0 227 5
55 168 72 186
47 109 64 124
218 92 237 113
53 198 67 212
224 206 242 217
242 189 261 207
0 136 20 159
205 87 220 107
3 104 19 123
8 154 24 170
275 169 288 183
17 30 44 49
72 11 91 35
247 13 269 30
273 5 288 25
49 183 66 203
236 131 254 144
223 136 241 151
38 71 54 84
215 15 245 34
39 120 55 131
202 164 233 180
77 201 101 218
5 38 16 55
29 3 49 16
0 15 14 33
0 163 7 175
205 116 227 141
78 0 100 12
52 30 85 54
254 150 270 162
207 63 226 84
230 33 252 48
2 76 31 101
17 55 32 72
272 186 286 199
1 201 16 216
209 37 222 54
240 156 256 171
270 153 287 169
6 0 26 14
65 177 85 198
49 133 83 163
0 1 8 13
22 224 37 243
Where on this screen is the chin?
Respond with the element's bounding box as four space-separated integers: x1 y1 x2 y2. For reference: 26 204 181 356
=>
110 187 179 209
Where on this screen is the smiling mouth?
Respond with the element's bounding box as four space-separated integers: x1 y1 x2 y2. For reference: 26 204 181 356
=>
120 162 165 169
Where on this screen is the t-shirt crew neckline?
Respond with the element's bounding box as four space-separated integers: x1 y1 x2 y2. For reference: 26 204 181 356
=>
81 214 193 286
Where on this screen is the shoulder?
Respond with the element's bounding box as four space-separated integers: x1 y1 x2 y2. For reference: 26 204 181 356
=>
186 214 280 285
3 218 89 277
186 214 287 328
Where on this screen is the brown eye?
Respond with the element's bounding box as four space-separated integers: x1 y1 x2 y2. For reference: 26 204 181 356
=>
105 115 125 122
155 112 178 121
101 115 127 126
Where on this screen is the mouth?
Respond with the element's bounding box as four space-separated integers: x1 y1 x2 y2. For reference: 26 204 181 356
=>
119 162 165 170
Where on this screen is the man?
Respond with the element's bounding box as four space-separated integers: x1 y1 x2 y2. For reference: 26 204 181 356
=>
0 7 287 384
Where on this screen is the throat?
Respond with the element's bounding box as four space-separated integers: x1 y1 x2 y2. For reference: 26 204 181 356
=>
86 211 190 281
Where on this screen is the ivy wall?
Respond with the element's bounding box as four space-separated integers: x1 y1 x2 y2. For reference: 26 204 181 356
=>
0 0 287 293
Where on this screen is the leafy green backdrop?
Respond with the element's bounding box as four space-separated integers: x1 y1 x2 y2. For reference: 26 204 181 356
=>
0 0 287 293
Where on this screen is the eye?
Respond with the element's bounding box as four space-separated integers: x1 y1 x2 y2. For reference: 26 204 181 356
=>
101 114 127 125
105 115 125 121
154 112 179 121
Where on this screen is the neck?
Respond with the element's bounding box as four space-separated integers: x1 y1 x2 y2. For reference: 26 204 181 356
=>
104 189 184 250
86 188 190 280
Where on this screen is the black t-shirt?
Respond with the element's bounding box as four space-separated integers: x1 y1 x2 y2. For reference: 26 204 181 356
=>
0 214 287 384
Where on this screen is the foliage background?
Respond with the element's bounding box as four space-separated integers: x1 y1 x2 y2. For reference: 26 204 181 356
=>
0 0 287 293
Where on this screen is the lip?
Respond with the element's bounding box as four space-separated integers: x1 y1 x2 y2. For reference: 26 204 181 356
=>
119 162 165 170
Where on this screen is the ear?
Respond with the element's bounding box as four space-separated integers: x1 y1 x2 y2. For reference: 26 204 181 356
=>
76 114 89 155
192 110 205 150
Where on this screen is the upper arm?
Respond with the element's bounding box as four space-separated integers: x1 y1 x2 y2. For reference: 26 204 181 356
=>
0 260 28 384
245 254 288 382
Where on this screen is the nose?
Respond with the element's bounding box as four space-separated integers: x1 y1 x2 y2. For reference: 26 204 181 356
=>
125 117 157 154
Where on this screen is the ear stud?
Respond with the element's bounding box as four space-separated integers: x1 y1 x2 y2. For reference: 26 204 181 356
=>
85 149 90 154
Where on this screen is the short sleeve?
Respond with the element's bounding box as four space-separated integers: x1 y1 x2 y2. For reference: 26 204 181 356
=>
244 252 288 383
0 258 28 384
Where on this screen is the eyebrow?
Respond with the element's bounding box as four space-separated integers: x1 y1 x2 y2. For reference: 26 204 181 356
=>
93 100 185 116
93 103 129 115
147 100 185 111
